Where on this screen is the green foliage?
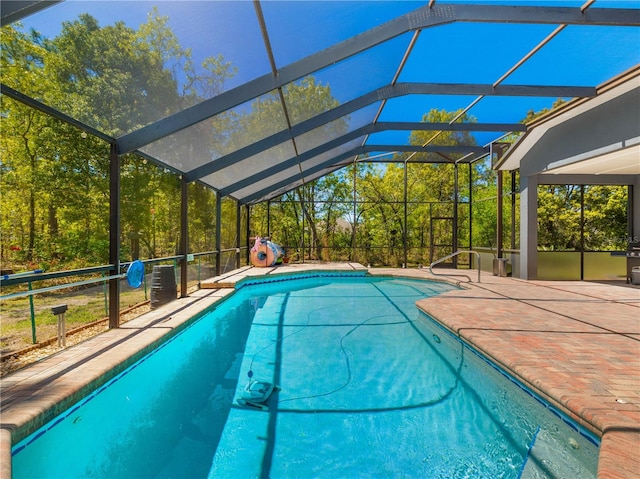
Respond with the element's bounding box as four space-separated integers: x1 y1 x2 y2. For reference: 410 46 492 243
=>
538 185 628 251
349 109 477 264
253 171 354 262
583 185 628 250
537 185 581 250
242 77 350 261
1 13 629 276
522 98 567 124
1 12 235 271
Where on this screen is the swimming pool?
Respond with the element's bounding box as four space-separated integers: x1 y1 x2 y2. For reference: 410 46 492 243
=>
11 274 598 478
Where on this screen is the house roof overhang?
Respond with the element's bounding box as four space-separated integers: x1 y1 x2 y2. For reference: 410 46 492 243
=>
496 65 640 177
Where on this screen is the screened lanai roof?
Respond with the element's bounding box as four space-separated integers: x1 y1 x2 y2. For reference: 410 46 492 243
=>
2 1 639 204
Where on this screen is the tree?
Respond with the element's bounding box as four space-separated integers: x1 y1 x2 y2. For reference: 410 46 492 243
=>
537 184 628 252
1 26 65 264
470 156 499 249
241 76 349 260
1 10 236 269
354 109 477 265
584 185 628 250
537 185 581 250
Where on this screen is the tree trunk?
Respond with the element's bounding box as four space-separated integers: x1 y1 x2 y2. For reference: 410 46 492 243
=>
28 189 35 261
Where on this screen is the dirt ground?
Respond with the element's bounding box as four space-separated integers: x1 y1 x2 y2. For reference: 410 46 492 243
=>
1 271 201 377
1 273 155 349
1 289 105 351
0 301 150 377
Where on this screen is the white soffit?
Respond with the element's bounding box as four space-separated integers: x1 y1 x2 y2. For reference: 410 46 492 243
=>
541 142 640 175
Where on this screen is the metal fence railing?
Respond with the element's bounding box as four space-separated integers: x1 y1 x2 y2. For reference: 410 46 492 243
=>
0 249 249 352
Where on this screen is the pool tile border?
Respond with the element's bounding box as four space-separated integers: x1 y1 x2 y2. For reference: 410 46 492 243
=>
422 308 601 448
0 288 235 478
2 264 639 479
402 270 640 479
10 302 221 457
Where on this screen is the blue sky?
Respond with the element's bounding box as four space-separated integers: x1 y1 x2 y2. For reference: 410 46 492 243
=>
15 0 640 147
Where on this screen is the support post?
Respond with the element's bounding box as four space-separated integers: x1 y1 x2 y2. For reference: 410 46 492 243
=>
580 184 585 280
628 184 634 242
497 169 504 259
216 191 222 276
180 177 188 297
469 162 473 265
520 174 538 279
491 142 508 261
29 281 36 343
301 194 305 263
352 161 357 263
236 200 241 268
246 204 251 265
403 161 408 268
429 202 436 265
453 163 459 267
633 177 640 242
511 170 517 251
109 142 120 328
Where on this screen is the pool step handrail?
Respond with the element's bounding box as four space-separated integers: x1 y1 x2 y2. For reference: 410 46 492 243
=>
429 250 481 283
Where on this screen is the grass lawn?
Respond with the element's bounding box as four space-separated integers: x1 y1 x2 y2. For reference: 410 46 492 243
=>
1 279 152 354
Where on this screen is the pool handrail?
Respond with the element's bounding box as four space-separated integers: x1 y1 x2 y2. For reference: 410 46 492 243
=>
429 250 481 283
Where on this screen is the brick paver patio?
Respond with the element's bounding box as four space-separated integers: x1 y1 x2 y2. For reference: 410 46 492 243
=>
1 264 638 478
379 269 639 479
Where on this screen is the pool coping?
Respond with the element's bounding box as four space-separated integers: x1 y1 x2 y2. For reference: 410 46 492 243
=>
375 268 639 479
0 287 234 479
1 263 639 478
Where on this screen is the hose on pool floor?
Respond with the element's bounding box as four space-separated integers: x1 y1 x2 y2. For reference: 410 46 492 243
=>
244 298 350 383
278 313 412 404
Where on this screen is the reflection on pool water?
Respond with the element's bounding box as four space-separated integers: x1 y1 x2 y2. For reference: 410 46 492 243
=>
12 274 599 478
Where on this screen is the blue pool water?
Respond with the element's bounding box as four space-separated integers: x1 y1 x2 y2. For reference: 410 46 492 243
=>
12 274 599 478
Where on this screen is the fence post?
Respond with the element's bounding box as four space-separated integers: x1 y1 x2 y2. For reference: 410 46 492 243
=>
28 281 36 343
102 271 108 316
180 177 189 297
236 201 241 268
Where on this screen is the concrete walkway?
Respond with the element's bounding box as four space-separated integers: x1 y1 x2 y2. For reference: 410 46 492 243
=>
1 264 638 478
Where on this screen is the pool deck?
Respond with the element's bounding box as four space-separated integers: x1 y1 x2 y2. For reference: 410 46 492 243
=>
1 263 638 478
